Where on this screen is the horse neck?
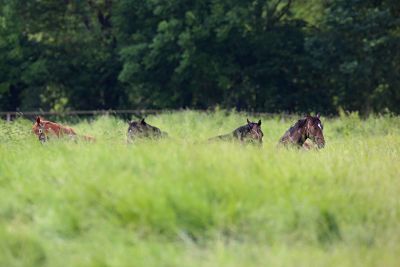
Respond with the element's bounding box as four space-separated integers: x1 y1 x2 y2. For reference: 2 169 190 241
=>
290 124 308 145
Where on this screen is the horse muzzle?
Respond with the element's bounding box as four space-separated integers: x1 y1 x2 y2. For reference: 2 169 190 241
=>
316 139 325 149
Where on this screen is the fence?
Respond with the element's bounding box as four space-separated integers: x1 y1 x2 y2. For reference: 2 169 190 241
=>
0 109 296 122
0 110 167 122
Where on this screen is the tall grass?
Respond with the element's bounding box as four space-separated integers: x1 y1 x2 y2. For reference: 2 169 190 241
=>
0 111 399 267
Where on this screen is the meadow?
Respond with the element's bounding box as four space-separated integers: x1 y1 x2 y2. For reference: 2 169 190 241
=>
0 110 399 267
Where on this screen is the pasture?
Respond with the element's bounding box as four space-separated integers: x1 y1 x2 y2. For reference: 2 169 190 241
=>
0 111 399 267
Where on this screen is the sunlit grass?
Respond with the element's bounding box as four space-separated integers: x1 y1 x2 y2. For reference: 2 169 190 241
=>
0 111 399 267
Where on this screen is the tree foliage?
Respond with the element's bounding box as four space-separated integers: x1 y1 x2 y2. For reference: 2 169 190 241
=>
311 0 400 114
0 0 399 114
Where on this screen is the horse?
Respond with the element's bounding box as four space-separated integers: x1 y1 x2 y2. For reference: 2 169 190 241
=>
279 114 325 149
32 117 95 143
127 118 168 143
209 118 264 145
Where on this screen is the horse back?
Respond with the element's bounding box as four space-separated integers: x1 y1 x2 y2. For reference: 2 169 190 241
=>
208 133 234 142
279 130 292 145
45 122 76 136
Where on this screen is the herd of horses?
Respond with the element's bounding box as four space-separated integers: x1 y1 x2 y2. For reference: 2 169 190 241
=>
32 114 325 149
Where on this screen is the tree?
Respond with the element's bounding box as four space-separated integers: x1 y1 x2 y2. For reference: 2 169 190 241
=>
0 0 124 111
114 0 327 112
308 0 400 114
1 0 399 114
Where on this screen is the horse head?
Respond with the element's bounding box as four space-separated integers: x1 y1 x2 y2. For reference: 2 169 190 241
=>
244 118 264 144
304 113 325 149
34 117 48 143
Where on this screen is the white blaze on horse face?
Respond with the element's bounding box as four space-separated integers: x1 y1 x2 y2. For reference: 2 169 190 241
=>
318 123 322 130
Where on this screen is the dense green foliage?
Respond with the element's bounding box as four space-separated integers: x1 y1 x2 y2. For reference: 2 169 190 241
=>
0 0 399 114
0 111 400 266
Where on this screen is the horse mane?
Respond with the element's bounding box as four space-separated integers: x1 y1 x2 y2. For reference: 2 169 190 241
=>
288 118 307 134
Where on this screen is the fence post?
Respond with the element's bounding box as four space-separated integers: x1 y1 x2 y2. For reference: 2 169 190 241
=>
6 113 11 122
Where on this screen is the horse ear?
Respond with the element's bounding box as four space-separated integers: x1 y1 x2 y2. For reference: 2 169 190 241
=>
36 117 41 124
258 120 261 126
140 118 146 125
247 118 251 124
316 113 320 118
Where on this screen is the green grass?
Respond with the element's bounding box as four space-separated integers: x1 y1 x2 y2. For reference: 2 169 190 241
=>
0 110 399 267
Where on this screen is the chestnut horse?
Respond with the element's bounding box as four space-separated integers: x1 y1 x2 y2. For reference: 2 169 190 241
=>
279 114 325 149
32 117 95 143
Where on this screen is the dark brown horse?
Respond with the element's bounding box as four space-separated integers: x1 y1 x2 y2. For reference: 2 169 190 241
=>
279 114 325 149
127 118 168 143
32 117 95 143
209 118 264 145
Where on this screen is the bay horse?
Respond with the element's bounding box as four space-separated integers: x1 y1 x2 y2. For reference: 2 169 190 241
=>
127 118 168 143
209 118 264 145
279 114 325 149
32 117 95 143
